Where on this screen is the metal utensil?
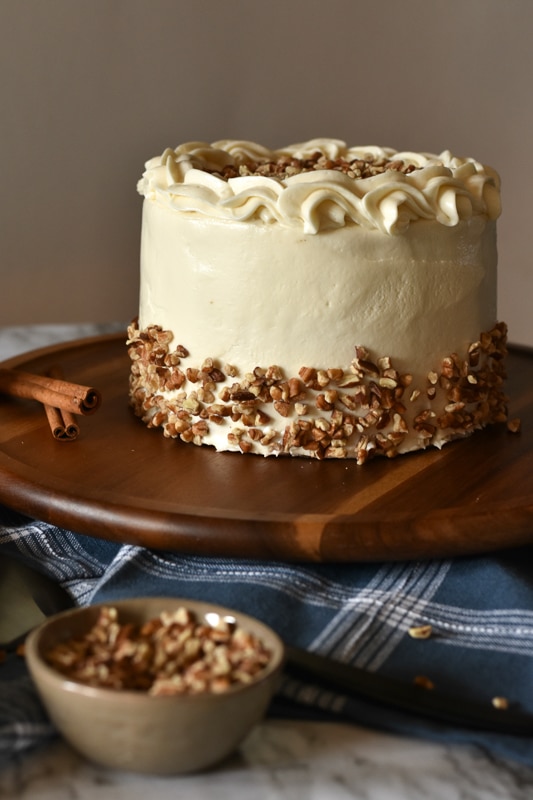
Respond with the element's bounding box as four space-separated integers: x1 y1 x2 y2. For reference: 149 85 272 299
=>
284 645 533 736
0 553 74 650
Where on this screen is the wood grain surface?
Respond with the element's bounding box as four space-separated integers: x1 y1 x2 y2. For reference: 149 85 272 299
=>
0 332 531 562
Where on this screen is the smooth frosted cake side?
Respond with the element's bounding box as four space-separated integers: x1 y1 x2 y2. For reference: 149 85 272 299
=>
128 139 508 462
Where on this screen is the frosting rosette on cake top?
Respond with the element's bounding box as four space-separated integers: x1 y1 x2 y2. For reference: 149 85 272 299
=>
137 138 501 235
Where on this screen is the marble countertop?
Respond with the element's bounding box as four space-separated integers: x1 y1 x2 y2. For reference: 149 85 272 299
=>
1 324 533 799
2 721 533 800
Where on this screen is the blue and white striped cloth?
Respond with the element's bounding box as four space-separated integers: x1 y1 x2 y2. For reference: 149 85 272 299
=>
2 504 533 767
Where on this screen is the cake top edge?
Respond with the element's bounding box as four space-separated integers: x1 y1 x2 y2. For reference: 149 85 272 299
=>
137 138 501 234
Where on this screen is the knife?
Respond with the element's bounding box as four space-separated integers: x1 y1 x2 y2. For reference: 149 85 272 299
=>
284 645 533 736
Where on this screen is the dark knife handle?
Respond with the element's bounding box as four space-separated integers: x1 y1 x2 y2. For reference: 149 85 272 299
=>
284 645 533 736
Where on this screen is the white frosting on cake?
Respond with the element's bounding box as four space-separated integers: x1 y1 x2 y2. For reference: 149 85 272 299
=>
137 139 500 234
129 139 507 462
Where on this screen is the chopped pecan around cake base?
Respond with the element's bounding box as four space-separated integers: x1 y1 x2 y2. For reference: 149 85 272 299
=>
126 321 509 463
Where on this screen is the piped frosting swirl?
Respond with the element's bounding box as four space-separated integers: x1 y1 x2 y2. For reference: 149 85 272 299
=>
137 139 501 235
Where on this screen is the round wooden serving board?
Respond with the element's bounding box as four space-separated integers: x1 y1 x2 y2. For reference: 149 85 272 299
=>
0 333 532 562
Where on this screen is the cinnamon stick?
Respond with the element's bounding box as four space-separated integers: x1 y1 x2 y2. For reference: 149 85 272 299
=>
43 403 80 441
43 366 81 441
0 367 101 416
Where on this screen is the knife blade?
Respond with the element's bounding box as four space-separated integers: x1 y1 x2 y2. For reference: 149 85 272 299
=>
284 645 533 736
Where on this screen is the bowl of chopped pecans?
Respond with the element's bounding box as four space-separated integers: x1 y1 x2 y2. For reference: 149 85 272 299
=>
25 597 285 774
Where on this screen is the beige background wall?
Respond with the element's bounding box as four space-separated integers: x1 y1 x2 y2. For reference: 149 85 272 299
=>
1 0 532 346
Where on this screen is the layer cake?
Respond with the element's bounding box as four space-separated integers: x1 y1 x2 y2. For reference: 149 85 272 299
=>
128 139 507 462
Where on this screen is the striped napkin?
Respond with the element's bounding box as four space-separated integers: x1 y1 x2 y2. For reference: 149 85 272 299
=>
1 504 533 767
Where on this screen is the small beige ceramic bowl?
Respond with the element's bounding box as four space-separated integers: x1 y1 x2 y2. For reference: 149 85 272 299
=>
25 597 285 775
